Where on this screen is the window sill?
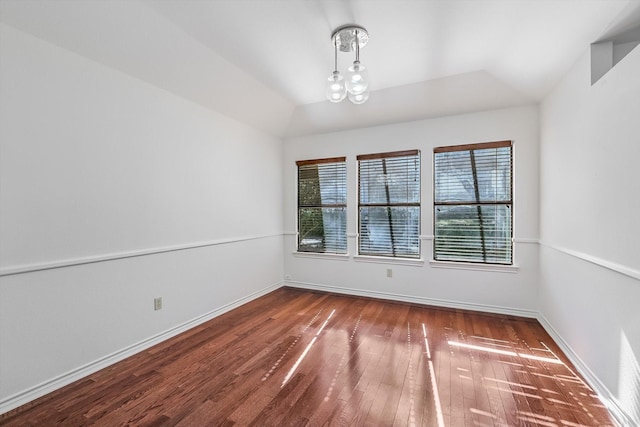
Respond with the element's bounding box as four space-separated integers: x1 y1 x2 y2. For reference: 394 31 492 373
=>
429 260 519 273
353 255 424 266
292 252 350 261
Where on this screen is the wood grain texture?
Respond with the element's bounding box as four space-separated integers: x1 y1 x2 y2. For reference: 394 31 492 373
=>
1 287 616 426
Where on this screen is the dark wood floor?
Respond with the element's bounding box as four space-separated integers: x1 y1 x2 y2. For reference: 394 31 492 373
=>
1 287 615 426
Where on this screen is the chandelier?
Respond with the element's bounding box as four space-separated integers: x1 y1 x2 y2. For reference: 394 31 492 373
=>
326 24 370 104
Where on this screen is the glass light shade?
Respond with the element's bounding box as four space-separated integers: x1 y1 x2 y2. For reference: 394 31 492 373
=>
348 88 370 104
345 61 369 95
326 71 347 103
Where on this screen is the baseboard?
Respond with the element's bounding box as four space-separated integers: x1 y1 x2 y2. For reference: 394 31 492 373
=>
4 281 634 425
286 280 538 319
537 314 637 427
288 279 635 425
0 281 284 415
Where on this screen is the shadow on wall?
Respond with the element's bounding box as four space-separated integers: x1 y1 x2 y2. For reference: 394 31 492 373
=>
619 330 640 424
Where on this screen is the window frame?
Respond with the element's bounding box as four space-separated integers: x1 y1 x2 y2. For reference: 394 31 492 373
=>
296 157 348 255
433 140 513 265
357 150 421 259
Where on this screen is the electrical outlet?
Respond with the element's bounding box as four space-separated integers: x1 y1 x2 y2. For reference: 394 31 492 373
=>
154 297 162 311
386 268 393 278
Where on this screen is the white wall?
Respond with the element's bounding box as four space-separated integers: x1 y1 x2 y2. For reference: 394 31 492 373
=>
539 45 640 425
3 11 637 423
0 24 284 410
283 105 540 316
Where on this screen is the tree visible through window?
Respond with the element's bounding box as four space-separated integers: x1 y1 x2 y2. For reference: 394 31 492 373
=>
358 150 421 258
434 141 512 264
297 158 347 253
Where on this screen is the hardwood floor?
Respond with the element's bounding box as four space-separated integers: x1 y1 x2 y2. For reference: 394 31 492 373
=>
1 287 616 426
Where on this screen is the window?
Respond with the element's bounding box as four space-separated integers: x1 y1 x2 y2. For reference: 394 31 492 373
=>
358 150 421 258
433 141 512 264
297 157 347 254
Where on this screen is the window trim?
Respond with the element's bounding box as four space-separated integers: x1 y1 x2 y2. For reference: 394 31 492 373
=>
296 157 346 167
357 149 420 161
433 140 511 154
433 140 513 265
296 157 347 254
429 259 518 273
357 149 421 259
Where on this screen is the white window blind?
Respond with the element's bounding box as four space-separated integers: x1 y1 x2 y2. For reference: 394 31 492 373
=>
434 141 512 264
297 157 347 254
358 150 420 258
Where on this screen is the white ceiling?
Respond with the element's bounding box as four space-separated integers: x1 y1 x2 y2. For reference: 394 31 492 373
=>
1 0 639 137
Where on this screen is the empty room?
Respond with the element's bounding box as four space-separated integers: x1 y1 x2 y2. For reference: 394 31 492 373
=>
1 0 639 425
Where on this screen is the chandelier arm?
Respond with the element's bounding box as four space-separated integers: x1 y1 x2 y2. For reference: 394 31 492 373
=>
334 37 338 72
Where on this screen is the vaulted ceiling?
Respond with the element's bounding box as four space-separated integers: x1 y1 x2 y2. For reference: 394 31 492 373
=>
2 0 638 137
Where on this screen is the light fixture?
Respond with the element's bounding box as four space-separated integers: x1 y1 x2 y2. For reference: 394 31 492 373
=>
326 35 346 103
326 24 370 104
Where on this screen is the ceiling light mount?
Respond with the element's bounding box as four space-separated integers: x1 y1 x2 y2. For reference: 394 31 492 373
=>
326 24 370 104
331 25 369 53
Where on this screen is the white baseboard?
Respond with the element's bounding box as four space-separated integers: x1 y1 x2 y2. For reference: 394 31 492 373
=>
537 314 636 427
288 280 636 426
285 280 538 319
0 282 283 415
4 280 635 426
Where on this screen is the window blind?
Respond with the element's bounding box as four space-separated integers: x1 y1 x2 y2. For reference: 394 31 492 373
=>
433 141 512 264
358 150 420 258
297 157 347 254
